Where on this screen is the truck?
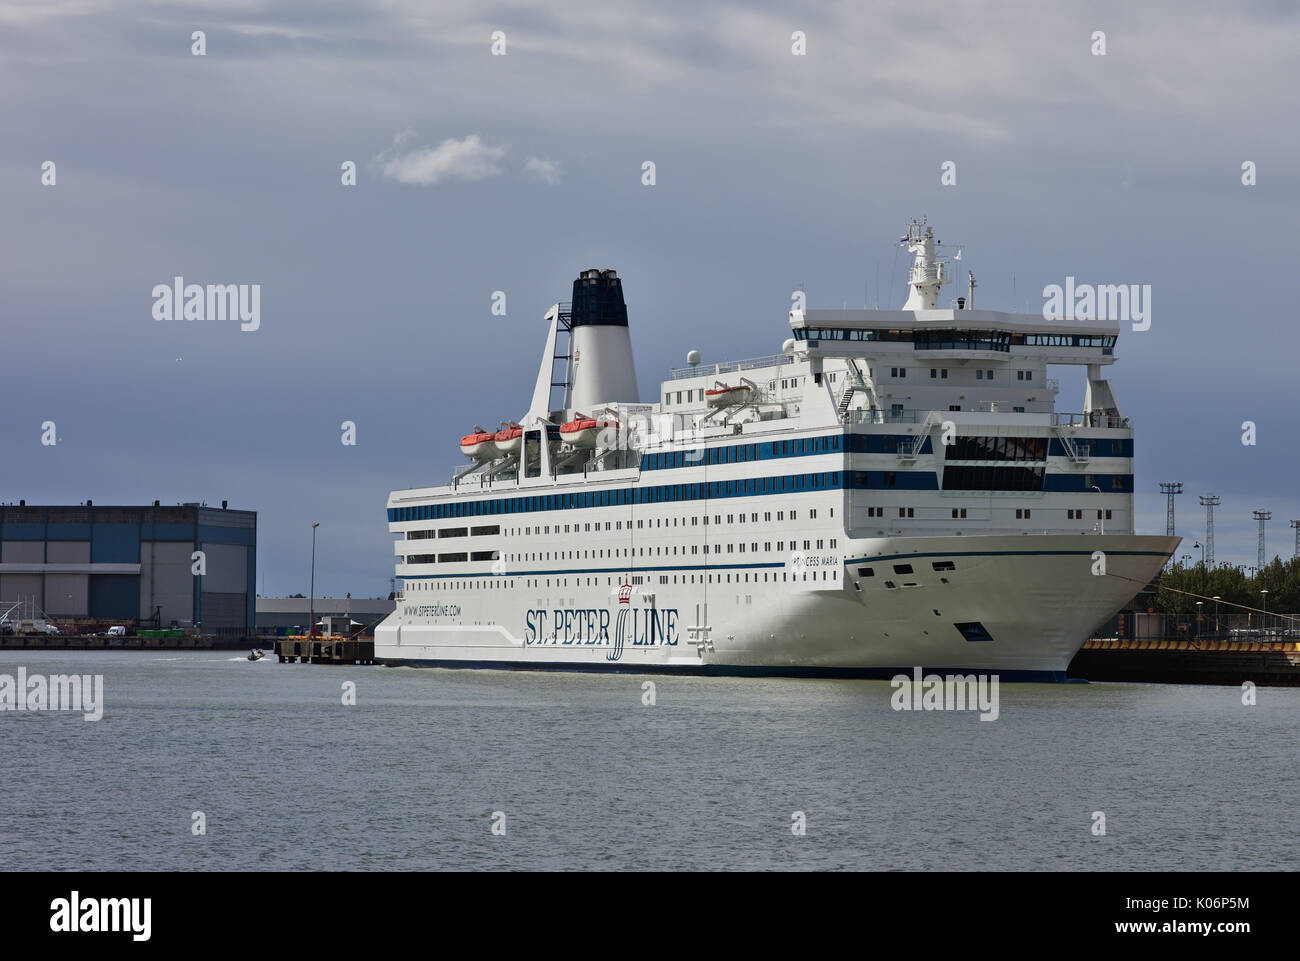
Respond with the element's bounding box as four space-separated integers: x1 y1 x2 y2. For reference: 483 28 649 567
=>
14 619 62 635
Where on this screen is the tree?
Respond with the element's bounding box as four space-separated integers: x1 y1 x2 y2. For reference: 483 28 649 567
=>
1155 556 1299 630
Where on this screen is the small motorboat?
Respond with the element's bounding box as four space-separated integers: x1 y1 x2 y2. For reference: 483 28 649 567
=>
247 649 264 661
459 426 500 461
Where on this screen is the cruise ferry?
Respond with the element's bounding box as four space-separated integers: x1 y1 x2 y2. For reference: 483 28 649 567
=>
375 221 1178 679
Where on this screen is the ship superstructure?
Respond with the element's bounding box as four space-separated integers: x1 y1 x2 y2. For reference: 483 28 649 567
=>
375 222 1177 678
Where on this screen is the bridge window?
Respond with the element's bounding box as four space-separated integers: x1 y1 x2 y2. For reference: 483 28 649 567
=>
943 466 1046 492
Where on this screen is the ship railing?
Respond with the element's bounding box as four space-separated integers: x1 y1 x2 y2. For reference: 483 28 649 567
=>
1052 411 1132 429
845 408 915 425
842 407 1134 428
667 353 792 380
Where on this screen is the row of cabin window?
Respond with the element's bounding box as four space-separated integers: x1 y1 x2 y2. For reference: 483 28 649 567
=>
643 435 843 469
796 328 1115 349
870 507 1116 521
454 507 833 538
888 367 1029 381
416 570 842 590
407 524 499 540
944 436 1049 462
394 472 844 520
404 551 498 563
857 560 957 578
408 536 843 565
1068 509 1114 520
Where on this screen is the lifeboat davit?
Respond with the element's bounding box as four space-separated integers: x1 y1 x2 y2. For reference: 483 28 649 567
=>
459 426 500 461
560 414 618 449
705 380 752 408
494 423 523 455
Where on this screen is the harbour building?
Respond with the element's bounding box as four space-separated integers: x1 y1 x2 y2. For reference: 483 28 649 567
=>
0 502 256 636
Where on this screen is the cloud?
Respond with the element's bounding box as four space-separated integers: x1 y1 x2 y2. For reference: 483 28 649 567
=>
523 156 562 186
373 132 506 186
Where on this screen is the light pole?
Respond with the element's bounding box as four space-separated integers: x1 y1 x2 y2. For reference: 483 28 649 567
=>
310 522 320 641
1260 589 1269 638
1091 485 1104 534
1212 596 1220 635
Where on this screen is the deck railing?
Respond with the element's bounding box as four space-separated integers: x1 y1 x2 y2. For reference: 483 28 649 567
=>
667 353 792 380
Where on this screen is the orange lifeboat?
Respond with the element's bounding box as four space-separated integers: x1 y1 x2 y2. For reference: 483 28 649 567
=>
705 380 752 408
494 422 523 455
559 413 618 449
459 426 500 461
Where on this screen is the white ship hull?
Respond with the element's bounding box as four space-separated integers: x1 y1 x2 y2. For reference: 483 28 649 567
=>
375 533 1176 679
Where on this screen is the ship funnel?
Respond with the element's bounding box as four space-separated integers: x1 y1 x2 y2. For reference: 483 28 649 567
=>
568 268 640 411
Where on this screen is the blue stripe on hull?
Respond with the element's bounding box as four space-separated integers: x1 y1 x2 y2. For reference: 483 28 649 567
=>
376 657 1075 683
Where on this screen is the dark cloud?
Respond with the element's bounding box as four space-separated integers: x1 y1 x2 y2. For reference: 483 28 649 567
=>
2 0 1296 591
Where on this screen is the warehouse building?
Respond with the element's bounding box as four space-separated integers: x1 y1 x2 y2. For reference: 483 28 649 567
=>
0 502 256 636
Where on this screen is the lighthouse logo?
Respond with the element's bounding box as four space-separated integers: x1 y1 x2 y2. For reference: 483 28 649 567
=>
609 583 633 661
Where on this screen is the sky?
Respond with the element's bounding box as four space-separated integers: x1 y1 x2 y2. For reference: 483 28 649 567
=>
2 0 1298 597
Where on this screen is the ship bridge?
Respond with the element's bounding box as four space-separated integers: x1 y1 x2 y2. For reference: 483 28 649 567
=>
789 309 1118 366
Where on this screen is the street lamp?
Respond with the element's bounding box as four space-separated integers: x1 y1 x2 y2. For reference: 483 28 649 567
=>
310 522 320 641
1260 589 1269 638
1091 485 1104 534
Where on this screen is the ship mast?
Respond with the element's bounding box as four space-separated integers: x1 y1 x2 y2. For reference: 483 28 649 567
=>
900 219 952 310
